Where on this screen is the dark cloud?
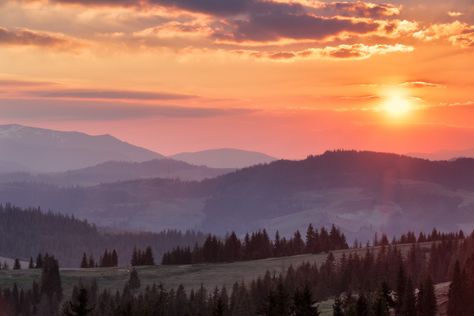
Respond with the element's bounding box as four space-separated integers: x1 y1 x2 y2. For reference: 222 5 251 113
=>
317 2 400 19
51 0 254 15
0 98 254 121
230 14 378 41
150 0 253 15
0 27 74 47
29 89 195 100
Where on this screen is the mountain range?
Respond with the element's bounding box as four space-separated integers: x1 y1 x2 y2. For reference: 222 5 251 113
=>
409 148 474 161
0 159 232 186
0 124 161 173
1 150 474 241
0 124 276 175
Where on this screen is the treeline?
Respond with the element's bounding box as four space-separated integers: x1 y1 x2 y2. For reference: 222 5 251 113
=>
80 249 118 268
162 224 348 264
0 204 205 267
372 229 465 247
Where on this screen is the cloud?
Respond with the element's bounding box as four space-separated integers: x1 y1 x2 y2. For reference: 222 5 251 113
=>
239 43 414 61
0 98 254 120
448 11 463 17
400 81 443 88
0 27 78 48
316 1 401 19
27 88 195 101
133 21 213 39
0 79 57 87
227 15 379 42
413 21 474 47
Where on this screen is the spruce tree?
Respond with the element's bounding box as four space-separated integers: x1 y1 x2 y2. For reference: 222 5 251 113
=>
128 268 141 290
63 287 94 316
448 261 467 316
356 294 369 316
420 276 437 316
29 257 35 269
13 258 21 270
293 284 320 316
80 253 88 269
333 296 344 316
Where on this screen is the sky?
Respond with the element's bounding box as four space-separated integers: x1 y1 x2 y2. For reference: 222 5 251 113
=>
0 0 473 159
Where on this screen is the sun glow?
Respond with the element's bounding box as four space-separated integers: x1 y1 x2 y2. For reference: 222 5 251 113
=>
381 88 413 117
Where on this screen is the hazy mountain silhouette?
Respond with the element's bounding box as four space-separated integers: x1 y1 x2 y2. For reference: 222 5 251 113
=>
1 150 474 239
0 159 233 187
171 148 277 168
0 124 162 173
409 147 474 161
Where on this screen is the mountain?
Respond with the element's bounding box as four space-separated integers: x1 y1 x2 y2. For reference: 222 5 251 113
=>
1 150 474 240
0 159 232 187
410 147 474 161
171 148 277 168
0 124 162 173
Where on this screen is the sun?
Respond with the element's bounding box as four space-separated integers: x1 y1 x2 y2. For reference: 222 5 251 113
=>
381 88 413 117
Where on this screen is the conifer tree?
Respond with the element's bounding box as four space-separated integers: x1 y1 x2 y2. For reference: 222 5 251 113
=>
128 268 141 290
13 258 21 270
333 296 345 316
29 257 35 269
80 253 88 269
63 287 94 316
447 261 467 316
293 284 320 316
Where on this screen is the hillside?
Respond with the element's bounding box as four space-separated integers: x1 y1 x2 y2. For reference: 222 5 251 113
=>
0 159 232 186
1 151 474 238
0 124 162 173
0 242 449 316
0 242 430 293
171 148 277 168
0 204 204 267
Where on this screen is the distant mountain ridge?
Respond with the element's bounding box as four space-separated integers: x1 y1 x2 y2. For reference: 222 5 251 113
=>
409 147 474 161
2 150 474 240
171 148 277 168
0 124 162 173
0 159 232 186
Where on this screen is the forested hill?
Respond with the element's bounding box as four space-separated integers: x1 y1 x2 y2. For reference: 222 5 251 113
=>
0 204 205 267
1 151 474 237
0 158 232 187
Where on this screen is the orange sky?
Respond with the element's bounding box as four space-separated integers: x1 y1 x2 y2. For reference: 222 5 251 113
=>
0 0 473 158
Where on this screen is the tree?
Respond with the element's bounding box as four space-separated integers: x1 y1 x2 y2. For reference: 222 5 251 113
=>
356 294 369 316
29 257 35 269
128 268 141 290
418 276 437 316
448 261 467 316
63 287 94 316
13 258 21 270
40 255 63 301
333 296 345 316
401 278 416 316
80 253 88 269
395 265 406 315
36 253 44 269
293 284 320 316
372 290 389 316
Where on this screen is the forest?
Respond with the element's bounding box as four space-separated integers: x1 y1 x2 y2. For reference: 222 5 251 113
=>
0 227 470 315
0 204 205 267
